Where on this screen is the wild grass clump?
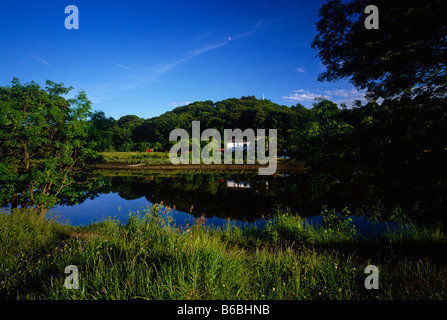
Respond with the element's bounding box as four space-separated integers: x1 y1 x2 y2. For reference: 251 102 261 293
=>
102 151 171 165
0 210 74 299
264 208 313 246
220 206 358 250
1 205 446 300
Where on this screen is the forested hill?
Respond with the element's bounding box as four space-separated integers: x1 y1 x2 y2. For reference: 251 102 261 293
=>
88 96 295 152
64 88 447 222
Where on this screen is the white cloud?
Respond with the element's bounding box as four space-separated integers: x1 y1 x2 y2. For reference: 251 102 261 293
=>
296 67 306 73
323 88 363 99
323 88 367 106
113 63 131 70
169 101 192 108
283 88 368 106
30 54 50 66
282 89 324 102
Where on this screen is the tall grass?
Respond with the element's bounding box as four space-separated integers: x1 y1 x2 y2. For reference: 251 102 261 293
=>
102 151 171 165
1 206 446 300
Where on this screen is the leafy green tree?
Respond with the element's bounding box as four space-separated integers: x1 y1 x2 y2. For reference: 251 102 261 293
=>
126 96 293 151
287 98 354 164
117 114 143 129
87 110 116 151
0 78 101 216
312 0 447 99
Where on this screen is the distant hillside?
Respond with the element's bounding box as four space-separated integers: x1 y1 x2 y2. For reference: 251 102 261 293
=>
90 96 294 151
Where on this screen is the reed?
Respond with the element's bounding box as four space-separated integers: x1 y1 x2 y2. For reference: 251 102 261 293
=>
1 206 446 300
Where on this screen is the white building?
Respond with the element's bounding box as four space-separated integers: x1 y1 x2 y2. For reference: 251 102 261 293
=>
225 136 262 152
227 180 251 189
226 138 249 152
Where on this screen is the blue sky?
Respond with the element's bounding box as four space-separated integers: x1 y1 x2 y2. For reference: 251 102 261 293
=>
0 0 367 119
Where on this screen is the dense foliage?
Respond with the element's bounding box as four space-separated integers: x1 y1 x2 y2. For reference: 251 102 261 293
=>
312 0 447 99
1 0 446 224
87 96 293 152
287 96 447 223
1 0 447 304
85 94 447 224
0 79 102 216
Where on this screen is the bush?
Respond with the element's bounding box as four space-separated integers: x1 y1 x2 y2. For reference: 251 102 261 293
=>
321 205 356 238
264 207 313 245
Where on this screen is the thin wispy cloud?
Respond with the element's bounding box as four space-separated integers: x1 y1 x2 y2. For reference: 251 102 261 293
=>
112 21 262 90
155 41 229 74
113 63 132 70
256 9 305 29
111 17 277 92
228 21 261 41
169 101 192 108
30 54 50 66
296 67 306 73
156 20 263 75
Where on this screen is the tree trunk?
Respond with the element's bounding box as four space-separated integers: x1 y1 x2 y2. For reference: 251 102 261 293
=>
10 193 18 209
34 206 48 219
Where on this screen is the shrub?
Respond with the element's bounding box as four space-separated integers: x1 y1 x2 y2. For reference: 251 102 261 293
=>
264 207 313 245
321 205 356 238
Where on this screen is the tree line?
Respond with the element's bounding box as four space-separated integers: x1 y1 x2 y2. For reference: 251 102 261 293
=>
87 96 294 152
1 0 445 221
85 93 447 223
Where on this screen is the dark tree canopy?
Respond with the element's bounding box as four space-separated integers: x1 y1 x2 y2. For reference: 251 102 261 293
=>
312 0 447 100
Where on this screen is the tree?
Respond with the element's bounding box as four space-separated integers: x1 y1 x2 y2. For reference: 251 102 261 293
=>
0 78 101 216
88 110 116 151
125 96 294 151
117 114 143 129
287 98 354 164
312 0 447 99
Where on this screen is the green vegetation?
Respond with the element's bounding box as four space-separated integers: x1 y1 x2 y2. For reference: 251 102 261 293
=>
1 206 446 300
1 0 446 301
87 96 293 153
0 79 103 216
85 93 447 224
100 151 297 167
102 151 171 165
312 0 447 100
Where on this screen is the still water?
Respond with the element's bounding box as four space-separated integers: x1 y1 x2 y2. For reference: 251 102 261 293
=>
48 171 398 235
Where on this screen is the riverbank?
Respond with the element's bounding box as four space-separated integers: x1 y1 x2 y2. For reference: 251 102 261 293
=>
1 206 446 300
93 163 307 172
95 151 307 172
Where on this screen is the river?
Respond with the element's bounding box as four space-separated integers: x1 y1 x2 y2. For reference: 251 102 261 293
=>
48 171 400 236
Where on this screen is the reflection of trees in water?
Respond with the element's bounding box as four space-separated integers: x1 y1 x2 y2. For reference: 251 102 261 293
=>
58 166 447 226
90 172 306 221
297 162 447 226
2 171 107 211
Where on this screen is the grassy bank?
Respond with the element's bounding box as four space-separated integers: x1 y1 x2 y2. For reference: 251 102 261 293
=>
102 151 172 165
100 151 302 168
1 206 446 300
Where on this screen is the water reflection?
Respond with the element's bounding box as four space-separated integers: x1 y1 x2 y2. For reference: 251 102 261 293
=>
92 172 300 222
47 167 446 233
49 172 311 226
